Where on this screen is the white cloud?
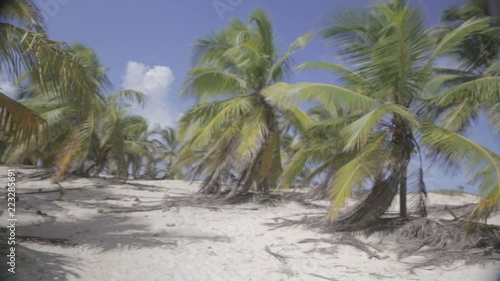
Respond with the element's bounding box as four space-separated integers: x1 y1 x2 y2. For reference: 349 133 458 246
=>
121 61 176 127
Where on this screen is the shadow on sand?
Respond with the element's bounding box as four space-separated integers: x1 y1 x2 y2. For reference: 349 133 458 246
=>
1 177 229 281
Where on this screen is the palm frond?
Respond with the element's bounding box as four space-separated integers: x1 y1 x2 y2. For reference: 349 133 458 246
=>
0 91 45 144
328 132 390 218
431 76 500 107
420 124 500 222
433 18 491 57
180 67 247 100
342 104 418 151
264 82 376 115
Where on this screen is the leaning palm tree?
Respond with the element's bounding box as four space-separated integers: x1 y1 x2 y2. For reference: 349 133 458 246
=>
269 0 499 231
1 0 102 145
176 9 312 199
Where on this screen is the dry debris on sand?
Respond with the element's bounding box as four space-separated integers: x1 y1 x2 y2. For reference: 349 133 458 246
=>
0 166 499 281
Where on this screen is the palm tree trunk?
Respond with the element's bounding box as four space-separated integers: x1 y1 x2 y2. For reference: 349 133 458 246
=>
399 166 408 218
331 115 414 231
399 126 414 218
224 156 259 200
330 172 400 232
199 166 223 195
305 167 335 200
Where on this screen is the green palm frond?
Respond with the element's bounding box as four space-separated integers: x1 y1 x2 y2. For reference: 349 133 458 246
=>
223 39 264 69
1 24 103 110
190 97 253 148
279 143 342 190
264 82 376 115
296 61 368 86
249 8 275 58
420 124 500 222
485 59 500 75
106 90 146 107
268 33 312 83
421 75 471 99
432 76 500 107
486 102 500 131
342 104 418 151
328 132 390 218
437 100 480 132
432 18 491 58
124 140 150 157
236 106 268 159
1 0 44 32
180 67 247 100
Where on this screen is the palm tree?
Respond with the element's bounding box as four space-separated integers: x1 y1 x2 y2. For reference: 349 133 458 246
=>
176 9 312 199
1 0 102 145
426 0 500 132
148 126 182 179
3 43 146 179
93 98 151 178
268 0 499 230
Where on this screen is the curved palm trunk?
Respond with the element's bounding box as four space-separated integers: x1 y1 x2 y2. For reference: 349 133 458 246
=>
224 149 262 200
331 116 415 231
223 100 282 201
198 140 234 195
199 165 224 195
330 172 400 232
304 167 335 200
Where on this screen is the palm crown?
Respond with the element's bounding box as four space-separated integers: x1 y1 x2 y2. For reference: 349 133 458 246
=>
270 0 499 230
176 9 312 199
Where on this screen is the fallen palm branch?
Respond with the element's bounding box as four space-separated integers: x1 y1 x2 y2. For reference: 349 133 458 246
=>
308 273 339 281
18 235 77 246
265 207 500 270
397 217 500 267
103 205 165 214
298 237 389 260
264 245 288 264
17 168 56 181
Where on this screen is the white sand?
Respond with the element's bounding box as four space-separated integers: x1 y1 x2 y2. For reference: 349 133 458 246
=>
0 166 499 281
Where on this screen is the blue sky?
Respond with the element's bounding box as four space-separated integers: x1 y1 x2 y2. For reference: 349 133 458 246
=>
15 0 500 192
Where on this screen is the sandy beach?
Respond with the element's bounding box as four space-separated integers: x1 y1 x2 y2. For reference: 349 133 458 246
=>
0 166 498 281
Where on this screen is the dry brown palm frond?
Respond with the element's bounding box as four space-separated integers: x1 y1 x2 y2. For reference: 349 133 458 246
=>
398 218 500 251
397 217 500 270
0 91 45 144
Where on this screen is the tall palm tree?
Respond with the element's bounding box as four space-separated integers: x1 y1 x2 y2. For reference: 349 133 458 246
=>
1 0 102 145
176 9 312 199
268 0 499 230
